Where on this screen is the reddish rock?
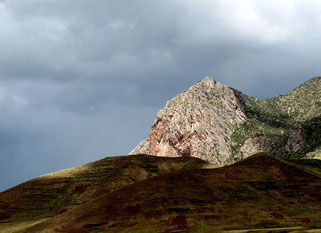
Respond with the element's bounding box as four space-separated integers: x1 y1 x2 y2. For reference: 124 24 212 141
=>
75 185 87 194
131 77 247 165
171 215 188 229
130 76 321 164
286 123 306 152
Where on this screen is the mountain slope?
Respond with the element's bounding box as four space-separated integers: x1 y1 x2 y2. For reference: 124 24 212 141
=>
13 153 321 233
0 154 215 232
131 77 248 165
131 77 321 164
233 76 321 160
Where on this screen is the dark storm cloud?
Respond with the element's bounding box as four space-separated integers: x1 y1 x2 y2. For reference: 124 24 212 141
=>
1 0 321 191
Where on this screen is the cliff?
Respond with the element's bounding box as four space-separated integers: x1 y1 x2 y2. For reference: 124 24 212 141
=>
130 77 321 165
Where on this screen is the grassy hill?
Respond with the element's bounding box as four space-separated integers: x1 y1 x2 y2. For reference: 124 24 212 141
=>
1 153 321 232
0 154 216 232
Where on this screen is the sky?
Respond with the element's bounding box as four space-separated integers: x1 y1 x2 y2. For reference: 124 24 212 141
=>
1 0 321 191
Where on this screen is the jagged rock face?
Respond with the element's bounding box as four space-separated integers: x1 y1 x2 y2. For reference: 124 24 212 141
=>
130 76 321 165
286 124 306 152
234 137 286 162
146 77 246 164
129 139 150 155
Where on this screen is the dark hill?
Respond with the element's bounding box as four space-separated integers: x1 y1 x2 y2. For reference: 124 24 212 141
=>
4 153 321 232
0 154 215 232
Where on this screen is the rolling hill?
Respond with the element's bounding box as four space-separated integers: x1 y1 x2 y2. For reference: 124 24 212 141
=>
0 154 216 232
1 153 321 232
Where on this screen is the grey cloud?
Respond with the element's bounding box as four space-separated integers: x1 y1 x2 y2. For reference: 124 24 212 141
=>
1 0 321 191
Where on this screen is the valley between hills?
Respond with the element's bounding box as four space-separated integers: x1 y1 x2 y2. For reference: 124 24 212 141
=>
0 77 320 232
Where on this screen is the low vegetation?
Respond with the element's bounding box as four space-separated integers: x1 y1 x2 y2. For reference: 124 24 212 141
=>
231 77 321 160
1 153 321 232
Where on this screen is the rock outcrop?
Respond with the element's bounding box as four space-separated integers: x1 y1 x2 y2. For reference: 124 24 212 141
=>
130 76 321 165
234 136 286 162
148 77 247 165
286 124 306 152
129 139 150 155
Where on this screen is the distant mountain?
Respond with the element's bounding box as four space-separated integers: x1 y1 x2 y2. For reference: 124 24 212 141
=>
2 153 321 232
130 77 321 165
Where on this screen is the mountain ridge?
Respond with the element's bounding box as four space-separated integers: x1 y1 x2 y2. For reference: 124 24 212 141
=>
130 76 321 164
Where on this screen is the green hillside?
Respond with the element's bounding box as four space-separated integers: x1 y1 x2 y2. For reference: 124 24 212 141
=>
231 77 321 160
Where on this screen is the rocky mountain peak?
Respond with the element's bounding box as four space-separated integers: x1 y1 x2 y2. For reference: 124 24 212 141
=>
131 77 248 165
130 76 321 165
